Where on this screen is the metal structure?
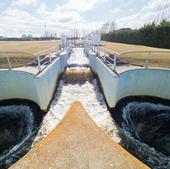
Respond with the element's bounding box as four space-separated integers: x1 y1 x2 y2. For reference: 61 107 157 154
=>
1 41 170 74
90 45 170 73
34 46 59 72
0 42 70 73
119 51 170 69
90 46 123 72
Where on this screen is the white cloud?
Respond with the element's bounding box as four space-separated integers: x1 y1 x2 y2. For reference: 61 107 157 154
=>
0 1 101 37
117 0 170 29
110 8 120 15
12 0 38 6
0 7 42 37
35 1 101 32
56 0 97 12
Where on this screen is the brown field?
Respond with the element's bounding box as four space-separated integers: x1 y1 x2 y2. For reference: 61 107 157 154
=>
101 41 170 69
0 40 59 54
0 40 59 69
101 41 170 53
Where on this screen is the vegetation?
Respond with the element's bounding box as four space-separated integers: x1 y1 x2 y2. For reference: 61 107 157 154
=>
102 20 170 49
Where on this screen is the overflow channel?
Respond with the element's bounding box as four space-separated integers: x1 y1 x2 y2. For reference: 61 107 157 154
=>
35 47 120 144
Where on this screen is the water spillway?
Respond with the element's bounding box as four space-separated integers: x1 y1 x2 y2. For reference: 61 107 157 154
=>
5 46 146 168
2 45 170 168
35 47 120 143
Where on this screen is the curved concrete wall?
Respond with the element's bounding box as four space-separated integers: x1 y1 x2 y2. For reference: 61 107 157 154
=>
0 51 69 111
89 51 170 108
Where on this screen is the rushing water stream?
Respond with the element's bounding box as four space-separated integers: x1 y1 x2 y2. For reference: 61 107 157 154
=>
35 78 120 144
34 47 119 143
0 104 42 168
113 100 170 169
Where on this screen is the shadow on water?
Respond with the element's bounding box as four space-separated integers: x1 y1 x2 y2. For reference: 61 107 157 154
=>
110 96 170 169
0 99 43 169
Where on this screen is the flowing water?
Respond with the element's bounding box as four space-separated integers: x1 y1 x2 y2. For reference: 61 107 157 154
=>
34 47 119 143
0 104 42 168
114 101 170 169
67 47 89 67
34 79 120 144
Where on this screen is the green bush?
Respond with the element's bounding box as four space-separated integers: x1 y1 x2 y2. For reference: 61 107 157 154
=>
102 20 170 49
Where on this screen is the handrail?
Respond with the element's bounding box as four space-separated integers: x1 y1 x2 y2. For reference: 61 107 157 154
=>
119 50 170 55
33 46 59 72
0 40 72 73
0 46 60 72
0 52 35 69
90 45 170 72
33 46 58 56
90 45 119 72
98 46 119 56
119 50 170 69
0 51 34 55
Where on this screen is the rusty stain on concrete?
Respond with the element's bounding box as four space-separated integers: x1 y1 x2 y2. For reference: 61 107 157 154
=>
10 101 150 169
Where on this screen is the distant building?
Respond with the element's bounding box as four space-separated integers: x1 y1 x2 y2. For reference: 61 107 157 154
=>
0 36 5 40
90 33 101 46
27 34 33 40
21 34 33 40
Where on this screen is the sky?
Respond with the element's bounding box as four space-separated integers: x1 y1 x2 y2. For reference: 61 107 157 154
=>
0 0 170 37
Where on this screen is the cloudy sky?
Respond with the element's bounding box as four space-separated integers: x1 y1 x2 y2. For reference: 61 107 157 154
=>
0 0 170 37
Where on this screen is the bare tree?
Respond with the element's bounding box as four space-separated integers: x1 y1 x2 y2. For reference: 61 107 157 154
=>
156 0 170 24
101 21 116 33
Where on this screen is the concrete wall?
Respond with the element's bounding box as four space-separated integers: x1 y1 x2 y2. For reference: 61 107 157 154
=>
0 50 69 111
89 51 170 108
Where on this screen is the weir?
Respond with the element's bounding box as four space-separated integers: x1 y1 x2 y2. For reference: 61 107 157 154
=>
0 43 170 168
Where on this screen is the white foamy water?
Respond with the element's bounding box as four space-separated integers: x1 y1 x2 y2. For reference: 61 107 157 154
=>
34 47 119 143
35 79 120 143
68 47 89 66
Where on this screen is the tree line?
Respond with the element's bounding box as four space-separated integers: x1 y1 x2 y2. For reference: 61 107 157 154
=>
101 20 170 49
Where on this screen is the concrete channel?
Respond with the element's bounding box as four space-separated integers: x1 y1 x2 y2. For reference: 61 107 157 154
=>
1 45 170 168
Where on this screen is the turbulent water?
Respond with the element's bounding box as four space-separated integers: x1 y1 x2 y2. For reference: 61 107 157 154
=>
34 47 119 143
0 105 39 168
68 47 89 66
34 79 120 143
118 102 170 169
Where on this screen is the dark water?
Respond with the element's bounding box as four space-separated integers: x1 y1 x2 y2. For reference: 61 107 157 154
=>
0 104 42 169
114 101 170 169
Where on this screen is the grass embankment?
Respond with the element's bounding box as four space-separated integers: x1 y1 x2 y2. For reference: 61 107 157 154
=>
0 40 59 69
101 41 170 68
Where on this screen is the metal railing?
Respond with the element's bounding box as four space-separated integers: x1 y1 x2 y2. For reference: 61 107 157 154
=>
33 46 60 72
0 52 36 69
119 51 170 69
90 46 170 72
90 46 120 71
0 45 61 72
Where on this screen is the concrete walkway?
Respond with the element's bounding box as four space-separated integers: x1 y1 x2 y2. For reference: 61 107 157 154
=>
10 102 149 169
